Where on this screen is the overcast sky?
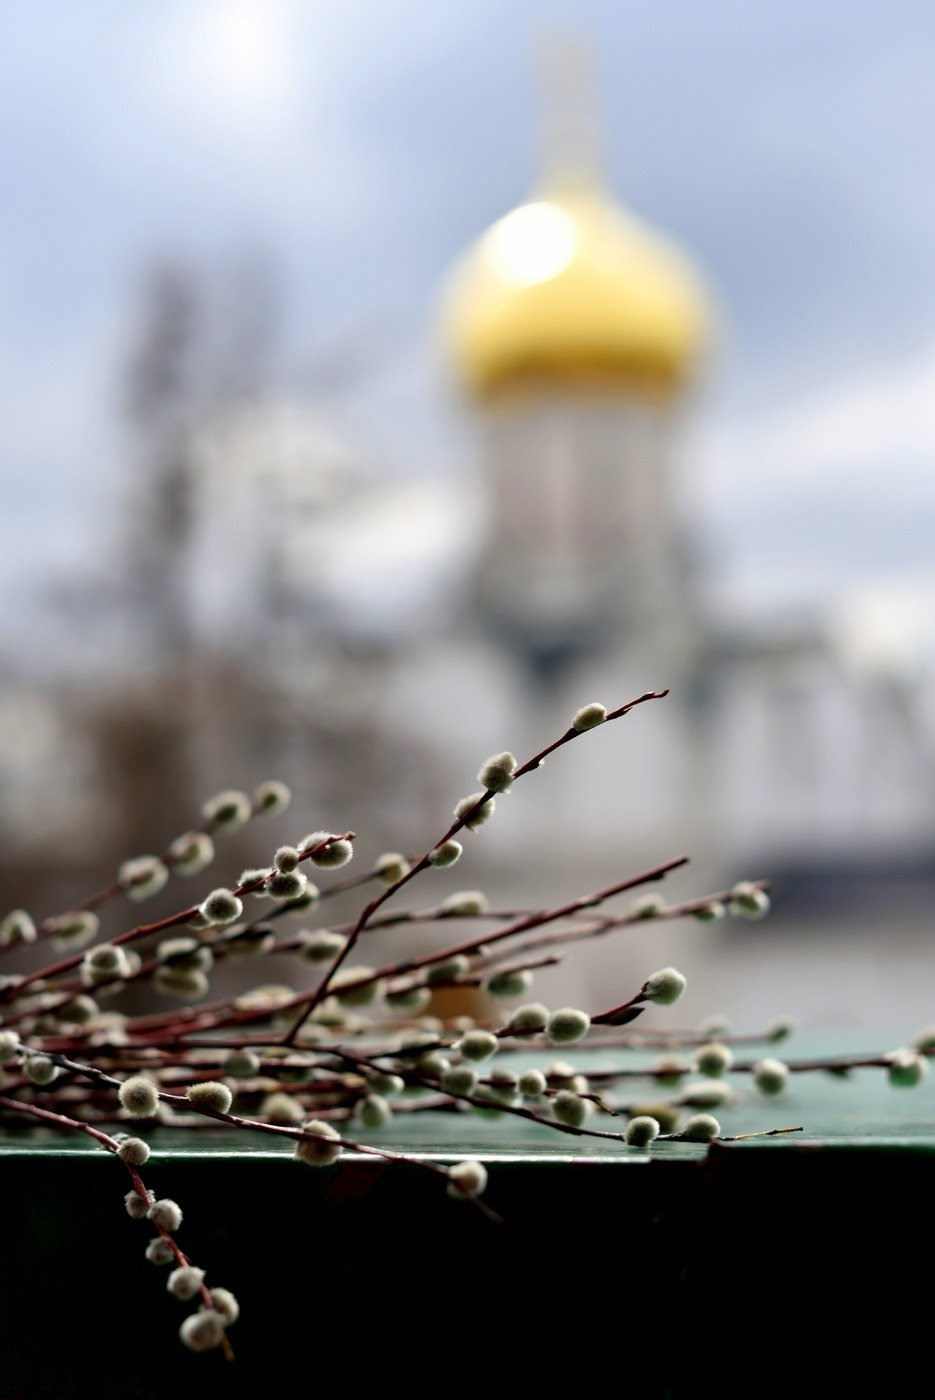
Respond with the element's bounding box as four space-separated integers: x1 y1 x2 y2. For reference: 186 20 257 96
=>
1 0 934 663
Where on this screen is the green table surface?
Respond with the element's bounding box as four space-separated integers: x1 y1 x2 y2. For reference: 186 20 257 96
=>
2 1033 932 1396
2 1032 930 1161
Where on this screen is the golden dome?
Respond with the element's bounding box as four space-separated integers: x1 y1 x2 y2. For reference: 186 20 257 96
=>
441 180 710 403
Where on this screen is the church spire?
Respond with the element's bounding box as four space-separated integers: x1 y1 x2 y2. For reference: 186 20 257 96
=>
534 29 604 194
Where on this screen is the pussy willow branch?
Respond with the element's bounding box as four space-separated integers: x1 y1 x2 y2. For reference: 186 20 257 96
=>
10 792 282 957
1 831 355 1010
79 858 683 1048
489 880 770 965
190 854 688 1043
321 1045 642 1144
0 1093 220 1316
15 846 708 1048
281 690 669 1045
1 1049 499 1220
2 844 406 1029
662 1125 804 1144
321 1046 806 1151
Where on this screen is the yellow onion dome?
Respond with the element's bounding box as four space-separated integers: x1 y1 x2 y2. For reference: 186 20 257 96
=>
441 178 711 404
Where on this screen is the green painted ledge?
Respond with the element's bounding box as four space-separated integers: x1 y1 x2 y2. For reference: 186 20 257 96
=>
3 1032 931 1160
2 1035 932 1397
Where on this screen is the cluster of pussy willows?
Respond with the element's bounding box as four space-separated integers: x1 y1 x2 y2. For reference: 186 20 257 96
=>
0 689 931 1358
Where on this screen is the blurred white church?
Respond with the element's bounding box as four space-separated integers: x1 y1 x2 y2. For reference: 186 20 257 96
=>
1 65 933 919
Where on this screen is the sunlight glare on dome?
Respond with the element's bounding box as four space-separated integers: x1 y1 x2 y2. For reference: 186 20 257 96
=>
486 201 579 286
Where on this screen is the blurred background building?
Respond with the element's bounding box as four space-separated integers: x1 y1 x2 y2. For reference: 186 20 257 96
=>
1 3 934 1027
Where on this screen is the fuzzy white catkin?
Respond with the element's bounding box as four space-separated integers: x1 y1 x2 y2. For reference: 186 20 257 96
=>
486 970 531 998
224 924 275 958
0 1030 20 1064
119 1075 160 1118
641 967 687 1006
207 1289 239 1325
202 789 251 832
385 984 432 1013
457 1030 499 1063
47 910 100 948
59 994 98 1024
368 1073 405 1098
440 890 489 917
442 1065 478 1096
266 870 308 902
454 793 495 831
447 1160 488 1198
545 1060 576 1085
753 1057 789 1096
148 1199 183 1231
486 1070 517 1103
375 852 410 884
887 1050 927 1088
186 1081 233 1114
294 1120 342 1166
125 1190 150 1220
912 1026 935 1052
694 901 726 923
276 1055 312 1085
677 1080 731 1109
167 832 215 877
552 1090 589 1128
416 1050 450 1079
145 1237 175 1266
157 937 212 972
262 1093 304 1125
476 751 517 793
0 909 36 946
518 1069 546 1098
200 889 243 925
767 1017 795 1043
180 1310 225 1352
302 834 354 869
572 701 607 731
24 1054 58 1085
154 967 209 1000
626 1115 661 1147
118 856 169 902
359 1094 392 1128
300 930 347 964
237 868 272 892
224 1049 260 1077
427 955 470 986
332 967 380 1006
730 882 771 920
168 1267 205 1301
547 1008 591 1045
694 1043 733 1078
632 894 666 920
117 1137 150 1166
253 779 291 814
429 840 462 867
83 943 127 974
273 845 301 873
507 1003 548 1036
679 1114 721 1142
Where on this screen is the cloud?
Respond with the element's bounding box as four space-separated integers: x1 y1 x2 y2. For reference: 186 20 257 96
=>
698 341 935 501
690 342 935 626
